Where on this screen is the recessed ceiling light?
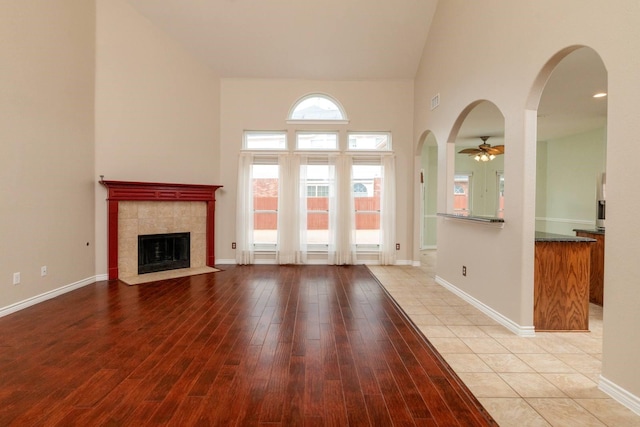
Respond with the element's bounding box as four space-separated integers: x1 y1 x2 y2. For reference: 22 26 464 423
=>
593 92 607 98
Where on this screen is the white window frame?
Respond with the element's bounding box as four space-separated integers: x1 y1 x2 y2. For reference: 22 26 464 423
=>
295 131 339 151
496 170 505 218
347 132 392 151
352 157 384 251
453 172 473 216
251 157 279 251
243 131 287 151
287 93 349 125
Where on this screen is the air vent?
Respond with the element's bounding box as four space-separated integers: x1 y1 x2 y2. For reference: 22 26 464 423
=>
431 93 440 110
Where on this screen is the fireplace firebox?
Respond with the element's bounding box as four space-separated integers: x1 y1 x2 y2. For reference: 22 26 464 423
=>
138 232 190 275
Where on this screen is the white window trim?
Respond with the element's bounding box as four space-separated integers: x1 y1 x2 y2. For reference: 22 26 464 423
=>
347 131 393 151
287 92 350 124
243 130 288 151
295 131 340 151
453 172 473 215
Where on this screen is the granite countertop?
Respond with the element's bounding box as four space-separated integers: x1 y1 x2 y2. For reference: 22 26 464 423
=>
437 213 505 223
535 231 597 242
573 228 605 235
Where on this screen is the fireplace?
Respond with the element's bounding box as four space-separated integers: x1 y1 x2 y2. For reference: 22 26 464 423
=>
100 180 222 280
138 232 190 275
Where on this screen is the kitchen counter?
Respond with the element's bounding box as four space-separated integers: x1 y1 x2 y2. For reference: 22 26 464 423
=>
574 229 605 306
534 231 595 331
573 228 605 235
535 231 596 242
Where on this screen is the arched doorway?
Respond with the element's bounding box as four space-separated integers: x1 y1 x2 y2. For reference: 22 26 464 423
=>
531 46 608 326
419 132 438 249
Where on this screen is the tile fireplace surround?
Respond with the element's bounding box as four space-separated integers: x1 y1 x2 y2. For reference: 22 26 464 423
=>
100 180 222 281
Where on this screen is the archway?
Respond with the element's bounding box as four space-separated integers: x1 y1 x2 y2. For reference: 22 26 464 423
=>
417 131 438 249
529 46 608 327
448 101 505 218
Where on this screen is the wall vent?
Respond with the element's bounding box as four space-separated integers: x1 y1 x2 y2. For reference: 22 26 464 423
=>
430 93 440 110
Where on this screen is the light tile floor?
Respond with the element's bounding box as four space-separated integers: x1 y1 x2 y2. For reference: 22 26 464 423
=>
368 250 640 427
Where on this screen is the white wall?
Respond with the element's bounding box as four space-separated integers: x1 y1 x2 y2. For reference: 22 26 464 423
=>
217 79 415 262
536 128 606 234
0 1 96 311
415 0 640 402
94 0 221 275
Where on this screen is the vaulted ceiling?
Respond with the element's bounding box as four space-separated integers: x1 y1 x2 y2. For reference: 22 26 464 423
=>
125 0 439 80
123 1 607 141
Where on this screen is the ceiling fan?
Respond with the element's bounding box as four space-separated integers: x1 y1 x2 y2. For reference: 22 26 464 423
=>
458 136 505 162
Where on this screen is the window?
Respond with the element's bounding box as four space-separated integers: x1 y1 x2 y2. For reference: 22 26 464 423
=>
302 163 334 248
288 94 347 121
353 183 368 197
244 132 286 150
353 163 382 248
307 185 329 197
296 132 338 150
252 163 279 247
237 152 395 263
497 171 505 218
454 173 472 216
348 133 392 151
238 96 397 264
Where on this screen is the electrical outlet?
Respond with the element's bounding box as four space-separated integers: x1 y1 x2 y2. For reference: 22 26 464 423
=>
395 243 400 250
232 242 236 249
462 266 467 276
41 266 47 277
13 272 20 285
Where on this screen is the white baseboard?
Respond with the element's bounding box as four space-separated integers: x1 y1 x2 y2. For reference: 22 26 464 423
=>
215 259 414 266
95 273 109 281
0 275 98 319
435 275 535 337
599 375 640 416
215 259 237 265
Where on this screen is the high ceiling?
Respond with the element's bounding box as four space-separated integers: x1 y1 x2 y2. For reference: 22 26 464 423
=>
123 2 607 141
456 47 608 145
125 0 439 80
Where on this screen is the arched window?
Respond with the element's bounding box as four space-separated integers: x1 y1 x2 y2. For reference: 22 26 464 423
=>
287 94 349 124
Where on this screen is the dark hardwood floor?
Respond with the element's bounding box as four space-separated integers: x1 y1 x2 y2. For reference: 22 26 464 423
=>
0 265 496 426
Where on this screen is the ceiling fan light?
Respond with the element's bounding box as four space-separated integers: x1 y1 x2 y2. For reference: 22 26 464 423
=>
474 155 481 161
489 154 496 160
480 154 489 162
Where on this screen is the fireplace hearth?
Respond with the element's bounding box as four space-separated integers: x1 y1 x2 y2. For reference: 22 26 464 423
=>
138 232 190 275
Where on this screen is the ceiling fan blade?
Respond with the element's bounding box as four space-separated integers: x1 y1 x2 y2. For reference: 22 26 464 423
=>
486 145 505 154
458 148 481 154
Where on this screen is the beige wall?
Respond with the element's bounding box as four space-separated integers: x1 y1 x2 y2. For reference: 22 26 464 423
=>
0 1 96 309
217 79 415 262
415 0 640 399
94 0 221 274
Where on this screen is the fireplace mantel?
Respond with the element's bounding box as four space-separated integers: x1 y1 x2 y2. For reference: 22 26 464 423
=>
100 180 223 280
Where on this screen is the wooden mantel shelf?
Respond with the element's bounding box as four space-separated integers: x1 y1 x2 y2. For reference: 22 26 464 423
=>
100 180 222 202
100 180 223 280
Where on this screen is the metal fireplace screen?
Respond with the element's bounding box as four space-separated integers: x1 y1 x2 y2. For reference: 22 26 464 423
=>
138 232 190 275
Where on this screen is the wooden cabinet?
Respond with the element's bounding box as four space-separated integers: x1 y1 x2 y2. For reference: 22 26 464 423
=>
534 233 593 331
575 230 605 306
